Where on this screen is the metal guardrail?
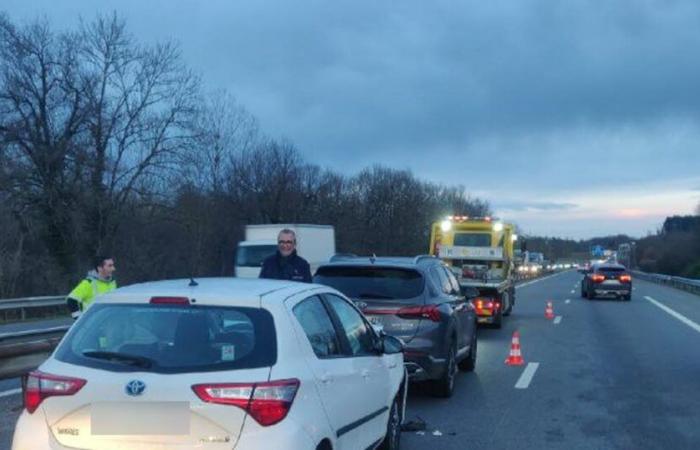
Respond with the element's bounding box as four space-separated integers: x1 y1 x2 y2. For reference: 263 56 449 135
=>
0 326 70 380
631 271 700 296
0 295 67 322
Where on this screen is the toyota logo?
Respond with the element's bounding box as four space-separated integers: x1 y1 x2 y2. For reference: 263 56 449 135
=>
125 380 146 396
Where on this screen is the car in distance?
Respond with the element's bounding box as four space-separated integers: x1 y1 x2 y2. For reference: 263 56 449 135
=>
581 263 632 301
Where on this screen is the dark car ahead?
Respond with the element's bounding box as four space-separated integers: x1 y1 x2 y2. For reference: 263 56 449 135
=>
314 255 477 398
581 263 632 300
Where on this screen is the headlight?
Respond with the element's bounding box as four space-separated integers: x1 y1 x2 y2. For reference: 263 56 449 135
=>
493 222 504 232
441 220 452 232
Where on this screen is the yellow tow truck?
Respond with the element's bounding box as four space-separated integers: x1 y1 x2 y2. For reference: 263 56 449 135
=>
429 216 517 328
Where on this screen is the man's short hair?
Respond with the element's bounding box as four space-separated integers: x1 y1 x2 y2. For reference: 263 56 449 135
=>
278 229 297 243
94 255 114 271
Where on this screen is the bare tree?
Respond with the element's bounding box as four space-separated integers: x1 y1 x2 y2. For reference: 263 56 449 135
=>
78 14 200 255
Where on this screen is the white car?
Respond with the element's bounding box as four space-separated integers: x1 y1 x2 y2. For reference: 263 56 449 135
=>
13 278 406 450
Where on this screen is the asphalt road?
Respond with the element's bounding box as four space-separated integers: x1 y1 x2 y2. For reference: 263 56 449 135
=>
401 271 700 450
2 272 700 449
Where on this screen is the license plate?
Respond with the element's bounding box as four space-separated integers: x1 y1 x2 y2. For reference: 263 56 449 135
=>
91 402 189 435
478 310 492 317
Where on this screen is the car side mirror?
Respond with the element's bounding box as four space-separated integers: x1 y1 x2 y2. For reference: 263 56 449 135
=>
381 334 405 355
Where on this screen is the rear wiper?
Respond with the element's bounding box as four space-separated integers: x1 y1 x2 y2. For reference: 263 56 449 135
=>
82 350 154 368
357 292 395 299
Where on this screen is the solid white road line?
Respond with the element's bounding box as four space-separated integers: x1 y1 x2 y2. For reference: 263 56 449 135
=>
515 362 540 389
565 299 571 304
553 316 562 325
0 388 21 398
644 296 700 335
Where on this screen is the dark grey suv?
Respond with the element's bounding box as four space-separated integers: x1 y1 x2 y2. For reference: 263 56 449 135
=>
314 255 477 398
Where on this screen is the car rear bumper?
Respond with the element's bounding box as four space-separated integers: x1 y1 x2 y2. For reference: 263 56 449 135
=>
403 351 446 382
593 284 631 296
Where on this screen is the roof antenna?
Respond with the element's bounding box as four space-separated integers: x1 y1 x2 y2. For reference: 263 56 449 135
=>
189 277 199 287
370 253 376 264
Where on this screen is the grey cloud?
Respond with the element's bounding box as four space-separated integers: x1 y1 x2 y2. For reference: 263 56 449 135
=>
495 201 579 212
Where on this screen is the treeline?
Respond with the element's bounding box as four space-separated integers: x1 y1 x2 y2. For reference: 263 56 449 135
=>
0 13 489 298
525 212 700 279
522 235 636 262
635 215 700 278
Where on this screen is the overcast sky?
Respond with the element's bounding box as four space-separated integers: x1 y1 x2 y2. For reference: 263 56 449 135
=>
4 0 700 239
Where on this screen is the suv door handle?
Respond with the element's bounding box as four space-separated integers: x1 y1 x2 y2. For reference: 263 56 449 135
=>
361 369 370 378
319 373 333 384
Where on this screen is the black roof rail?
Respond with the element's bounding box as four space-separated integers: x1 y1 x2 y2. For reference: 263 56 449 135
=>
413 254 436 264
330 253 358 262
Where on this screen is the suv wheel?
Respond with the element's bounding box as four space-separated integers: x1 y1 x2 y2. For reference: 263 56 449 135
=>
581 285 587 298
378 396 401 450
430 341 456 398
623 294 631 301
458 331 477 372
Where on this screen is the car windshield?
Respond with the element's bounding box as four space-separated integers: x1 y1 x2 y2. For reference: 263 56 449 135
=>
236 245 277 267
314 266 424 300
55 303 276 373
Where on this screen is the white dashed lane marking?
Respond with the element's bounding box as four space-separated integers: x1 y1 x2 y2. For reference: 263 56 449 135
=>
0 388 21 398
565 299 571 304
515 362 540 389
553 316 562 325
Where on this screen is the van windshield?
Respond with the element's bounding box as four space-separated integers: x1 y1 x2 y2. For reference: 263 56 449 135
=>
236 245 277 267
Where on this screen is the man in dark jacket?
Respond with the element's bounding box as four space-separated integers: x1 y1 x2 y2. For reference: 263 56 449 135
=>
259 229 312 283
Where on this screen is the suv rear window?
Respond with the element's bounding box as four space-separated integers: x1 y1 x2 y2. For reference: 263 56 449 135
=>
55 304 276 373
314 266 424 300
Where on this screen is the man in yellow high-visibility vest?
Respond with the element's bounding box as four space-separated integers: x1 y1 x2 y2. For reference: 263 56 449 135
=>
66 256 117 319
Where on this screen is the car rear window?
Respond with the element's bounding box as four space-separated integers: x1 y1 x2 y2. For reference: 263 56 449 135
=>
55 303 276 374
597 267 625 274
314 266 424 300
453 233 491 247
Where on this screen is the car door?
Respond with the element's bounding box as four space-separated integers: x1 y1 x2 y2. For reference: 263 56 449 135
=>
290 294 380 450
323 293 393 448
443 266 475 350
431 266 466 350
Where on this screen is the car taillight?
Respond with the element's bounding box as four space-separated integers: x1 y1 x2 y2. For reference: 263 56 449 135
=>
396 305 441 322
619 274 632 282
591 274 605 283
22 371 86 414
192 379 299 426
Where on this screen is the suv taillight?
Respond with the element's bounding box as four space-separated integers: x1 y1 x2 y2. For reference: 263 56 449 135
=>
619 274 632 283
22 371 87 414
192 379 299 426
397 305 441 322
591 274 605 283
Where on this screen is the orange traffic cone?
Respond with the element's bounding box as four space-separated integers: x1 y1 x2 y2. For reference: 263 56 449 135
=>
545 301 555 320
505 331 525 366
